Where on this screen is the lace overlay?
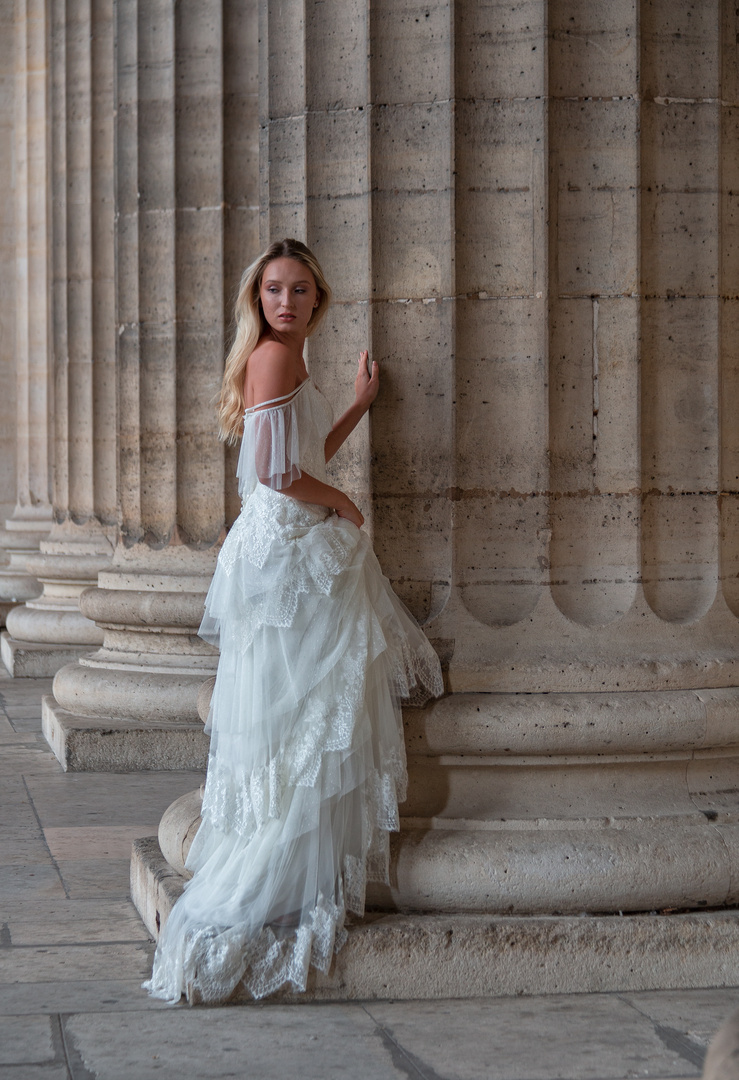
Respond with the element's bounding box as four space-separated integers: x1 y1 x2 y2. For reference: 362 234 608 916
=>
144 379 444 1005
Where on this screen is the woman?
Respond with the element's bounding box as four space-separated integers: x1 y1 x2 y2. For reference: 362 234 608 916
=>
145 238 443 1004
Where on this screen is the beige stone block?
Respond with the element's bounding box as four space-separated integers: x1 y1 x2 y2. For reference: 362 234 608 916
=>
173 209 224 325
551 102 638 296
41 699 208 772
372 495 451 623
4 897 151 946
0 633 93 679
264 0 305 119
43 826 154 862
643 100 717 195
404 688 726 758
641 297 719 489
371 102 451 194
306 109 368 200
388 822 733 913
137 217 176 327
641 102 720 295
172 7 223 208
592 296 640 490
549 494 639 626
721 110 739 294
456 495 547 627
549 297 639 493
370 191 452 299
132 836 739 1002
642 493 717 623
456 0 545 100
158 788 202 878
370 0 451 104
264 116 306 208
0 1016 55 1068
369 298 453 493
403 755 704 825
455 297 547 492
0 942 151 984
306 194 369 302
305 0 367 111
721 495 739 618
310 306 373 505
455 99 546 297
641 0 720 100
549 0 637 98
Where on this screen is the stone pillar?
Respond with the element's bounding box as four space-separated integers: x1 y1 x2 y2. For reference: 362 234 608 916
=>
0 0 19 538
43 0 249 770
0 0 54 624
131 0 739 998
256 0 739 917
389 0 739 916
2 0 117 678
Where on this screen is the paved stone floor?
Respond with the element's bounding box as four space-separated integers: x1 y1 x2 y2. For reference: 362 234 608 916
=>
2 668 739 1080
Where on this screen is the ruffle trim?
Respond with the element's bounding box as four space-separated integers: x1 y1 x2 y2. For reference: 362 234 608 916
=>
202 499 360 656
145 888 350 1005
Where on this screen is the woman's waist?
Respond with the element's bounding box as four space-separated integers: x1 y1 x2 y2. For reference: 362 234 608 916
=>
243 483 331 528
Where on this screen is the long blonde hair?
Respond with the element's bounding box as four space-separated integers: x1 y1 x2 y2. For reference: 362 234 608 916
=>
217 239 332 443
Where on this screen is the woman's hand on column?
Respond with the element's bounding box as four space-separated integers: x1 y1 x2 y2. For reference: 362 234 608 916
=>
354 351 379 411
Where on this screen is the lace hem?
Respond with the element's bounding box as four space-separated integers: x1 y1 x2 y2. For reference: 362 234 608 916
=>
144 890 349 1005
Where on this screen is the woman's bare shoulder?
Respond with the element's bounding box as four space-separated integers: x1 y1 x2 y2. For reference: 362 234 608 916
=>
245 338 299 406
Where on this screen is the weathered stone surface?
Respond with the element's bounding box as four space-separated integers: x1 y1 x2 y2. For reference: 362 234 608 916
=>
133 835 739 1003
1 632 92 678
42 696 209 773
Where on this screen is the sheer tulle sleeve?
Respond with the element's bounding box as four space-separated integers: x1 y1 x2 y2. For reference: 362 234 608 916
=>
237 399 302 497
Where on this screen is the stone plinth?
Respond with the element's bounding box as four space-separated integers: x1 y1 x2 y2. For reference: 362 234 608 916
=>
2 524 114 677
131 835 739 1002
45 542 217 771
0 518 48 622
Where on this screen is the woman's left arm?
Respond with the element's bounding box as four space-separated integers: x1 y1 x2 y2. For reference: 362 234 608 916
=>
324 351 379 462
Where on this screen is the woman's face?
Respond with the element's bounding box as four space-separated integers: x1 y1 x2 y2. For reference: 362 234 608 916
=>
259 257 319 336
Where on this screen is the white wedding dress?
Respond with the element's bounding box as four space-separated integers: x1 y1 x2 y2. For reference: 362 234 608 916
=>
144 378 443 1004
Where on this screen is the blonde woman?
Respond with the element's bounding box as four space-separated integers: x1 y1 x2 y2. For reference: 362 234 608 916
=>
145 238 443 1004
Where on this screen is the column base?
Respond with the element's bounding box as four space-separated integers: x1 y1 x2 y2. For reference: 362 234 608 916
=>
41 695 209 772
1 631 92 677
131 835 739 1001
0 602 17 628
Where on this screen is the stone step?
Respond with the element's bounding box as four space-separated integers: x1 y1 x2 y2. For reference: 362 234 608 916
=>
42 695 209 772
131 834 739 1004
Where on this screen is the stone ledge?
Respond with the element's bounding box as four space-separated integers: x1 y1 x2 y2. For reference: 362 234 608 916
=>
42 696 209 772
1 631 92 678
131 835 739 1003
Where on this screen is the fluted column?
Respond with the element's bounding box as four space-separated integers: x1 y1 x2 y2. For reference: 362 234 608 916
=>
250 0 739 916
2 0 117 678
0 0 19 599
0 0 53 622
44 0 255 770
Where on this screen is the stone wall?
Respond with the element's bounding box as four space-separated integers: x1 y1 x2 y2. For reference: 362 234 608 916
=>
5 0 739 930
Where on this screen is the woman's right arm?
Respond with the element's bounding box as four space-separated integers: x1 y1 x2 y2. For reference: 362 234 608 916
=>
278 472 364 528
247 344 364 527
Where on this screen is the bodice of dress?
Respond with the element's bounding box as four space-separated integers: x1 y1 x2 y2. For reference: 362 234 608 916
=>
237 379 334 501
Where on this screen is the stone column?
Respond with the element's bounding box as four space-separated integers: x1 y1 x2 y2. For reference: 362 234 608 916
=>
0 0 19 539
0 0 54 624
133 1 739 998
43 0 249 770
2 0 117 678
390 0 739 917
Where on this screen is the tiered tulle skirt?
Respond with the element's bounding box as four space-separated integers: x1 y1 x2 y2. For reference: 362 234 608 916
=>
144 485 443 1004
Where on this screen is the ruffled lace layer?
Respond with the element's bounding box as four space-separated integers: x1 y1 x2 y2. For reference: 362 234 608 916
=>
144 381 443 1005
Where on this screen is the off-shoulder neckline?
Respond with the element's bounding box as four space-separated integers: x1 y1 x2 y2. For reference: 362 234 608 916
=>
243 378 310 416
